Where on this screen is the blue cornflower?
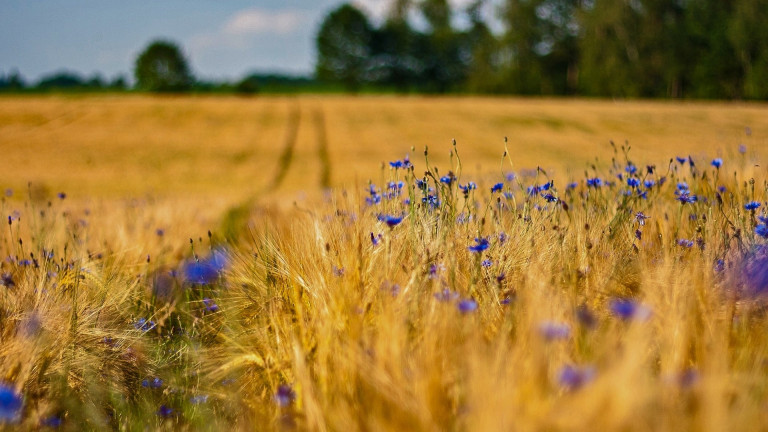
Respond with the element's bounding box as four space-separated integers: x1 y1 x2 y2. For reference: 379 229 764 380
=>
711 158 723 168
688 156 695 167
558 365 596 391
625 164 637 174
759 215 768 224
481 259 492 268
491 183 503 193
203 298 219 313
458 182 477 194
377 214 404 228
526 185 541 196
627 178 640 188
756 224 768 239
635 212 649 226
506 172 516 181
644 179 655 189
467 237 490 253
676 156 687 164
457 298 478 313
717 185 726 193
567 182 578 189
134 318 156 332
0 384 22 423
275 385 296 407
676 182 689 192
498 232 508 244
542 193 558 203
677 239 695 248
503 191 514 199
739 144 747 154
370 232 383 246
57 192 66 200
586 178 602 188
40 416 62 428
609 298 652 321
439 175 454 185
714 259 725 273
190 395 209 404
157 405 173 417
677 194 697 204
434 289 459 302
183 248 228 285
745 201 761 211
389 160 403 169
538 322 571 341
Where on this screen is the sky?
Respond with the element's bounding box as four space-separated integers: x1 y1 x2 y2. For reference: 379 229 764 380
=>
0 0 488 84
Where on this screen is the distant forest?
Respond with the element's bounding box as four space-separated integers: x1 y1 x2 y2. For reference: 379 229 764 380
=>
2 0 767 99
316 0 768 99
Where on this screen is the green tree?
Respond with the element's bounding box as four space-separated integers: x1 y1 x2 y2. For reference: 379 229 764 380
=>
369 0 422 92
729 0 768 99
134 40 193 92
315 4 374 92
419 0 466 92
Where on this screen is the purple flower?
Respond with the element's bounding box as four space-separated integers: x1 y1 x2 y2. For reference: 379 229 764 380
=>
711 158 723 168
609 299 652 321
677 194 697 204
370 232 383 246
275 385 296 407
481 259 493 268
134 318 156 332
745 201 761 211
677 239 694 248
57 192 66 200
183 248 229 285
644 179 655 189
467 238 490 253
538 322 570 341
457 298 478 313
627 178 640 188
0 383 22 423
190 395 209 404
377 214 403 228
635 212 649 226
756 224 768 238
739 144 747 154
625 164 637 174
157 405 173 417
586 178 603 188
558 365 596 391
203 298 219 313
434 289 459 302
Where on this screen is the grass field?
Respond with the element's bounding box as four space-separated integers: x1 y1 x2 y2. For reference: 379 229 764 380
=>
0 95 767 430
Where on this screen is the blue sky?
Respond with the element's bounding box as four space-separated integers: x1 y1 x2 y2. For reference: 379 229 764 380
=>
0 0 343 82
0 0 488 83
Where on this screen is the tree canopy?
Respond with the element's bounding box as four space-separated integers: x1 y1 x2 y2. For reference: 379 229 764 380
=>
134 40 193 92
315 0 768 99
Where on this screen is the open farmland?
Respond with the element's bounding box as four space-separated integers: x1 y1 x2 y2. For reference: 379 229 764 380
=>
1 95 768 431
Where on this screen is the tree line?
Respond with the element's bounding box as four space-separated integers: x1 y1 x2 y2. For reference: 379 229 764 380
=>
316 0 768 99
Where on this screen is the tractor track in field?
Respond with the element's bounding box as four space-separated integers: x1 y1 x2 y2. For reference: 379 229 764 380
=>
314 106 332 189
269 101 301 190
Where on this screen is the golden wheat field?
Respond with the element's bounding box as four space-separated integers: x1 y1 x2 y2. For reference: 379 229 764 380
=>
1 95 768 431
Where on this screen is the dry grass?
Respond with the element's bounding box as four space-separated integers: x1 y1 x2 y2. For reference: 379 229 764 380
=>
0 95 767 430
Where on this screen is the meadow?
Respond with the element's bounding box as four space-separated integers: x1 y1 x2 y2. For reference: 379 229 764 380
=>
0 95 767 431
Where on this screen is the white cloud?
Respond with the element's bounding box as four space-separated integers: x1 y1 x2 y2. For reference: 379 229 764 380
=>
223 8 309 36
